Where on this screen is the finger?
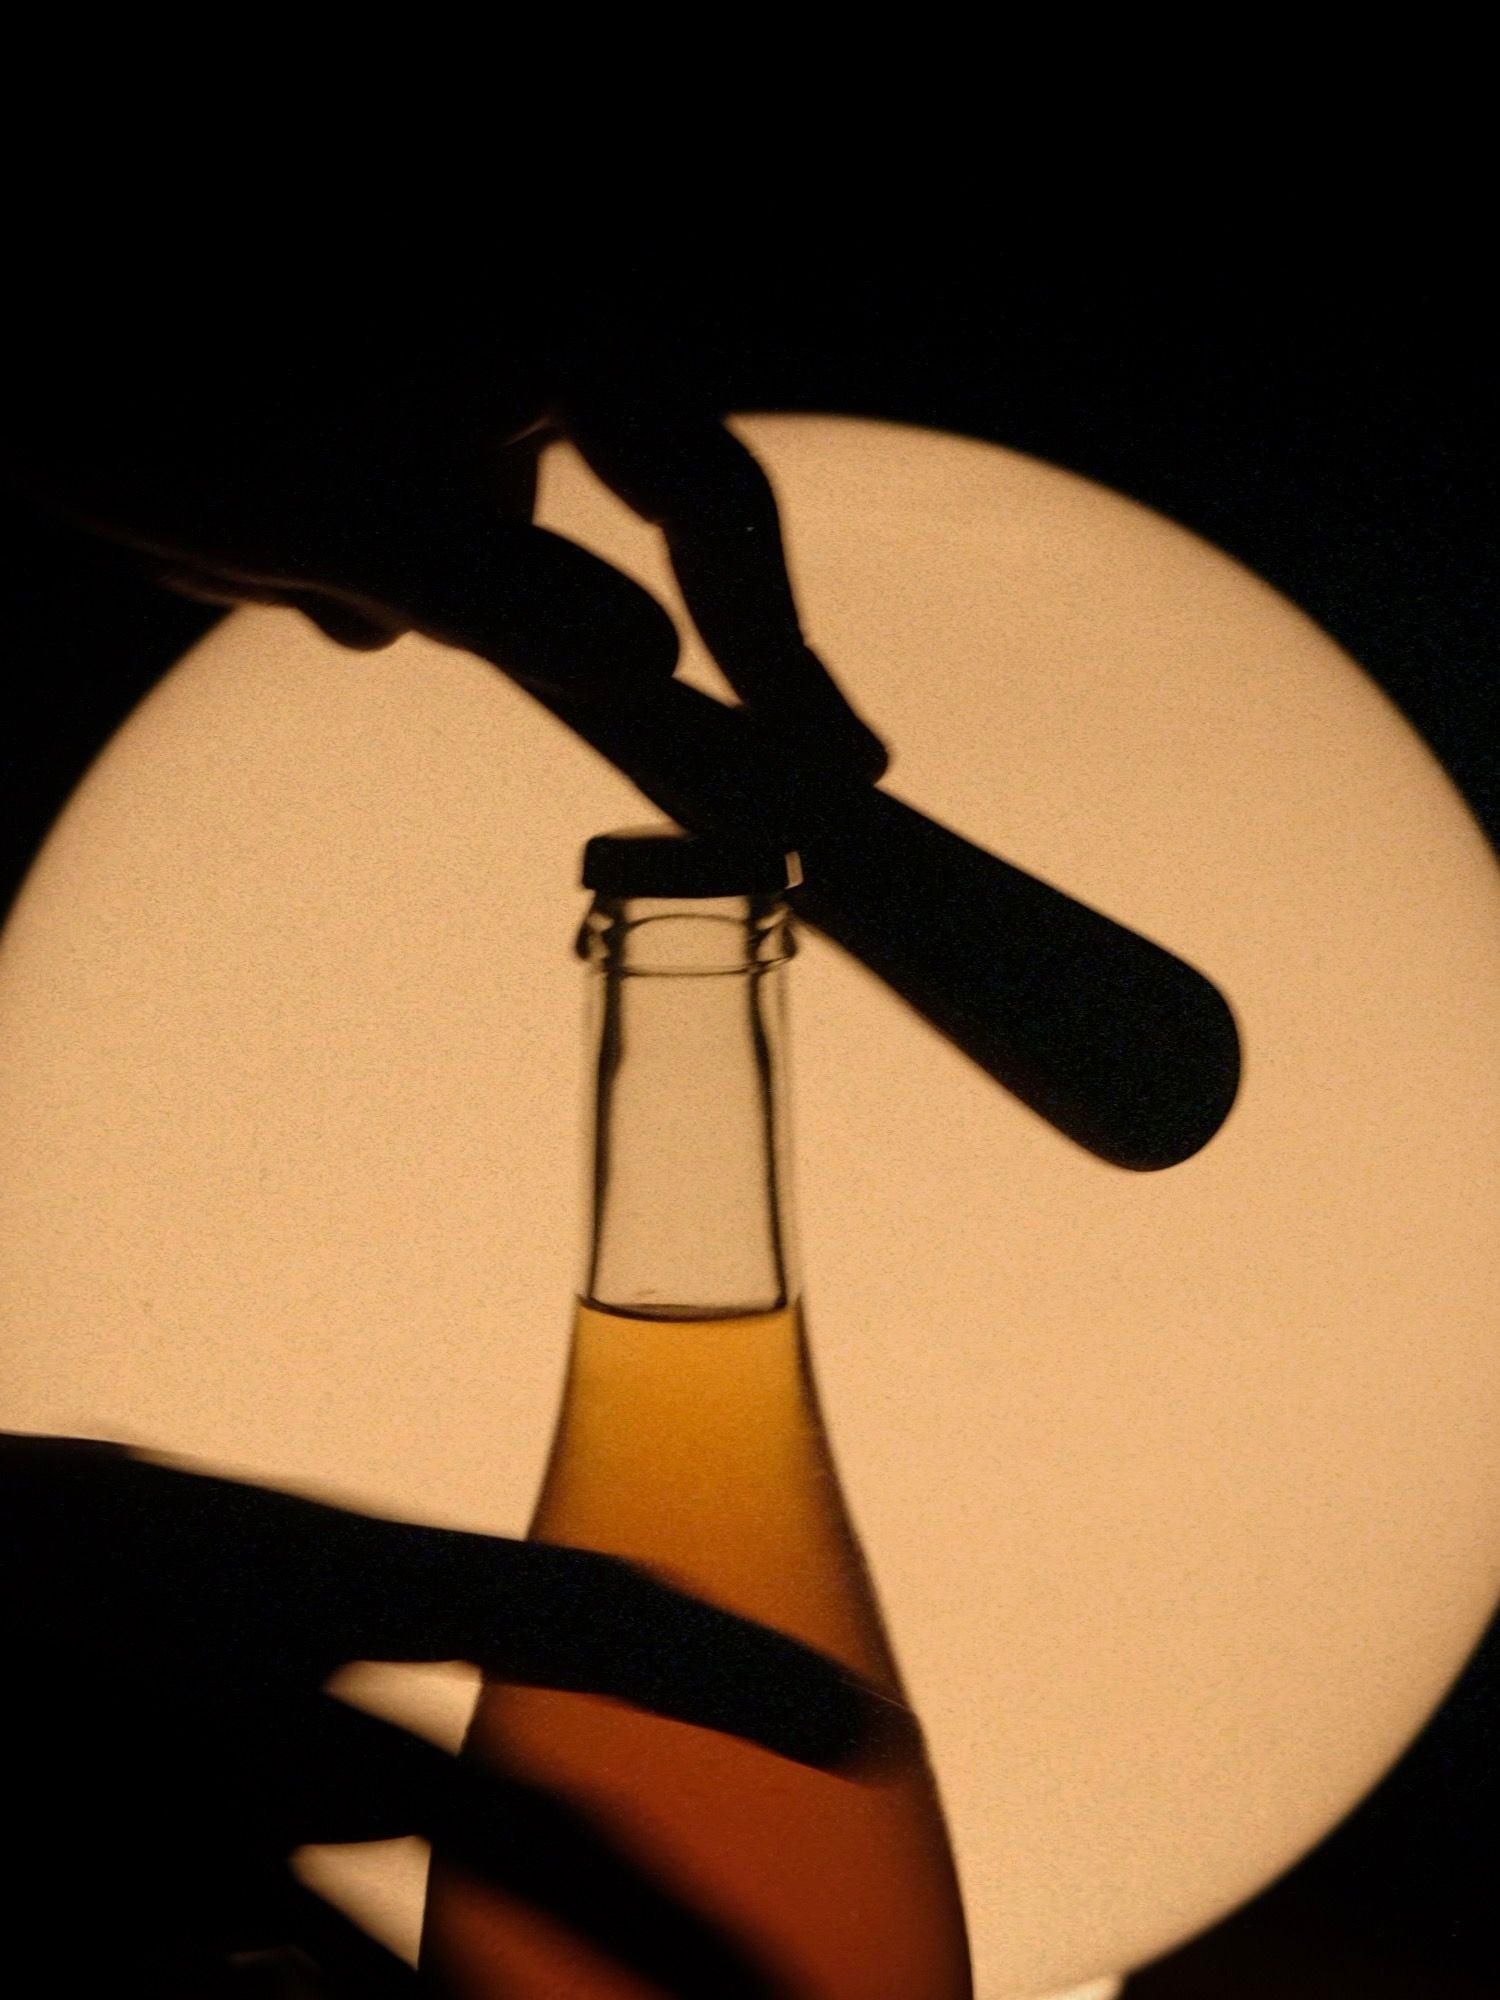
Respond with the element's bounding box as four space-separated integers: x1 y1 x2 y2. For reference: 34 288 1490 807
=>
323 1519 894 1773
560 398 889 782
326 510 684 701
39 434 685 703
315 1699 779 2000
99 1451 896 1773
280 1885 420 2000
170 510 683 702
144 428 547 661
150 562 406 651
282 593 407 653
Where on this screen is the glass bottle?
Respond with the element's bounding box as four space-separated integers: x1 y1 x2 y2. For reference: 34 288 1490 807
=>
423 827 972 1999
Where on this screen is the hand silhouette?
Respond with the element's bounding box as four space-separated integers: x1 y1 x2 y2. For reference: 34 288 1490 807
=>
1 1430 887 1997
1 289 887 787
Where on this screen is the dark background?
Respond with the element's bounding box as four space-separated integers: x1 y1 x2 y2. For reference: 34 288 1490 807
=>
2 258 1495 1994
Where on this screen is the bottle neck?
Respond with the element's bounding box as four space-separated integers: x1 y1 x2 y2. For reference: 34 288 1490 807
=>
578 892 799 1320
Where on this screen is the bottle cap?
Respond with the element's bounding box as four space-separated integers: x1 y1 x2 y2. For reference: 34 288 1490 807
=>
582 826 802 898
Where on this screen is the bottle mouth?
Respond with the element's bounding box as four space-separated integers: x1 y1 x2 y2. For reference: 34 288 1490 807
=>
577 895 796 975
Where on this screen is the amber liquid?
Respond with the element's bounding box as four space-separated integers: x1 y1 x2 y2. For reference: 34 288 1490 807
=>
422 1299 972 1998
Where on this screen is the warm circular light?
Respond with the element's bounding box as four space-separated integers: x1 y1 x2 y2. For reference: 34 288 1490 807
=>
3 418 1499 1997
